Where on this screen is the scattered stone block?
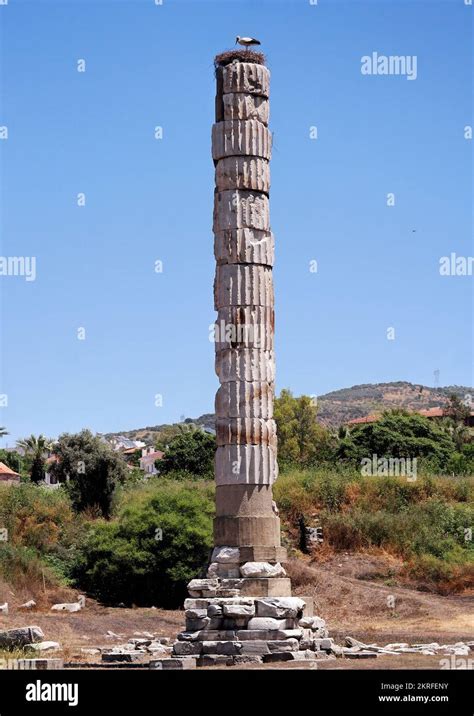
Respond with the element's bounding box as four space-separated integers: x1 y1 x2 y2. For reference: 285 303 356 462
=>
197 655 233 667
233 655 263 665
240 562 286 578
268 639 299 653
150 658 196 670
30 642 60 652
247 617 295 631
201 641 242 656
185 608 208 620
102 652 144 663
172 641 202 656
211 546 241 564
187 579 219 597
185 617 210 632
263 650 317 663
256 597 305 619
18 600 36 610
0 626 44 648
222 604 255 618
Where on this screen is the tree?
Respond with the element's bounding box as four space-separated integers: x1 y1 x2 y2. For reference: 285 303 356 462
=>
445 393 471 425
338 411 457 469
16 434 53 484
72 480 214 607
274 389 335 466
0 449 22 475
154 423 195 452
49 430 127 517
0 427 8 439
159 429 215 477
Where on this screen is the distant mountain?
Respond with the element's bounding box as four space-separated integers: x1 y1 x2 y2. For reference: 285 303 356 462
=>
315 381 472 427
104 382 472 442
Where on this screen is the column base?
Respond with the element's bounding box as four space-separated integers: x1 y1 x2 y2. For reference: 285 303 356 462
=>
172 595 328 666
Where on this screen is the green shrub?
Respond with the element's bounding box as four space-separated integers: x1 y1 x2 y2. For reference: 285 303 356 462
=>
72 479 214 607
158 431 215 478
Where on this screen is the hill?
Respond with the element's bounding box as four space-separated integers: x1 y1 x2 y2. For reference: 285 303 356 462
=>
104 382 472 442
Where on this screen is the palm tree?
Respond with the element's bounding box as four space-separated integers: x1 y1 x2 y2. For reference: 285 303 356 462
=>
16 434 53 484
0 427 8 439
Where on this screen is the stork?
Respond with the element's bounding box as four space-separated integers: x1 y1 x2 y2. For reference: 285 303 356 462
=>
235 36 261 51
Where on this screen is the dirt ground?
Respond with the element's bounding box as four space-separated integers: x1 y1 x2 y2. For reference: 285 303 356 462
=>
0 554 472 670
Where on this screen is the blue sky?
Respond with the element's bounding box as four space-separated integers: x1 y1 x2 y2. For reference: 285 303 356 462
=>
0 0 472 444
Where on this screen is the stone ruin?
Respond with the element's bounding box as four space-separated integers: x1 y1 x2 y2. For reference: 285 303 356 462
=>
163 53 328 667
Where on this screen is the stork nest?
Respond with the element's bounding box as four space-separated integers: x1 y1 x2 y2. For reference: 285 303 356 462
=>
214 49 266 69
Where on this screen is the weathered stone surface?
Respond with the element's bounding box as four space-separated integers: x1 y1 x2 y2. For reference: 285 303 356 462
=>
215 229 274 267
50 602 82 613
233 654 263 664
256 597 305 619
172 641 203 656
149 657 196 670
214 516 281 548
344 652 378 659
314 637 335 651
263 650 318 663
147 643 173 655
223 93 269 124
212 121 271 162
201 640 242 656
216 417 277 450
222 618 251 630
222 62 270 97
268 638 300 653
207 604 223 617
299 616 326 630
222 604 255 618
178 630 236 642
213 190 270 232
216 156 270 193
197 654 233 667
0 626 44 648
30 641 60 652
215 381 273 419
216 484 276 518
236 629 303 641
240 562 286 578
215 445 278 486
238 546 288 562
184 598 209 610
214 307 274 350
185 608 208 620
240 641 270 655
212 546 241 564
187 579 218 597
207 562 241 579
247 617 296 631
215 350 275 385
18 600 36 610
102 652 144 663
185 617 210 632
214 264 273 311
221 577 292 598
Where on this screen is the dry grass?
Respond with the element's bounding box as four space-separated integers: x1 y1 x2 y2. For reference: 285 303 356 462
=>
214 49 266 68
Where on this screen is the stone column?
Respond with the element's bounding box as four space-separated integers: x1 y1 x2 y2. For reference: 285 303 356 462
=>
170 54 325 668
209 57 290 597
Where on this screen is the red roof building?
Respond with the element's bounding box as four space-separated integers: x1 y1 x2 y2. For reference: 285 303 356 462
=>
0 461 20 482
